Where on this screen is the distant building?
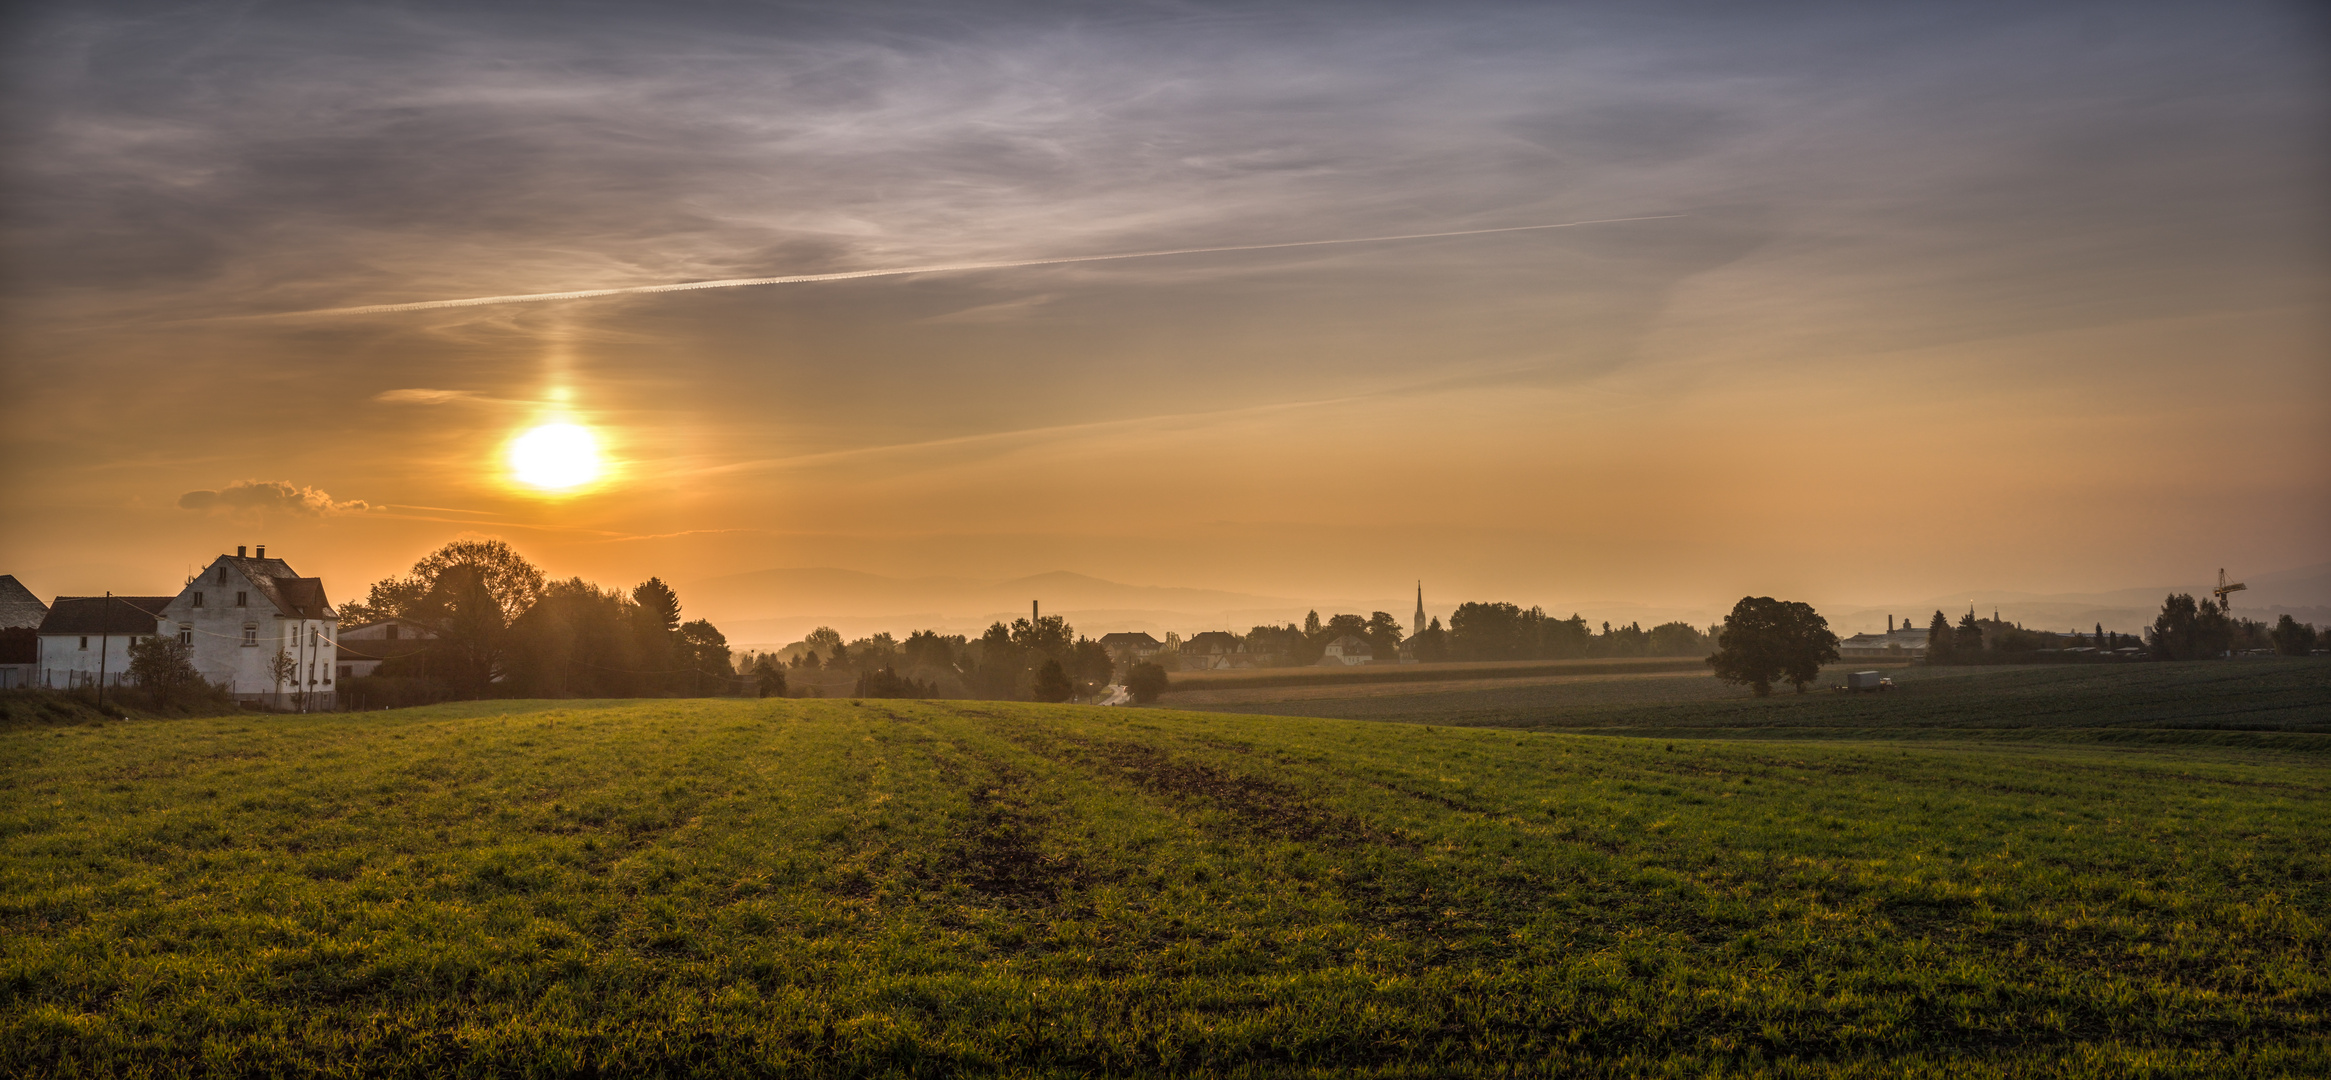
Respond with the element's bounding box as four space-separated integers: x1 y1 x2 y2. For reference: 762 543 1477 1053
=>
1182 631 1245 670
0 575 46 688
1320 634 1373 666
336 617 437 680
1836 615 1930 659
1097 631 1164 666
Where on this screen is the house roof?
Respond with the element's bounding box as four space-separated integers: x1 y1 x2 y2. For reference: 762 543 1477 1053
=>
206 555 336 620
1326 634 1371 651
38 596 174 636
337 637 434 662
340 618 435 638
1098 631 1161 647
1185 631 1241 652
0 575 47 630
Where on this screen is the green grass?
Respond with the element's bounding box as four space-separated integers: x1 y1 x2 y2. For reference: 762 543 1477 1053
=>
1180 660 2331 750
3 675 2327 1076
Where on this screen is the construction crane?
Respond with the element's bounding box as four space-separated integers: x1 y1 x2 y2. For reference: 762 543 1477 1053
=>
2214 568 2247 613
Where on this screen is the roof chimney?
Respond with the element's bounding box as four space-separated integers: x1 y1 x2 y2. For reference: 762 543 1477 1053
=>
256 544 266 559
237 545 247 558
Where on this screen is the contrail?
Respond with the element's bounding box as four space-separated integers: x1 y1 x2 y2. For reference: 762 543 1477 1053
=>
260 215 1683 318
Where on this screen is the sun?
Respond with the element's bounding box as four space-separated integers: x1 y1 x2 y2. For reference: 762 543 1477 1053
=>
508 422 603 491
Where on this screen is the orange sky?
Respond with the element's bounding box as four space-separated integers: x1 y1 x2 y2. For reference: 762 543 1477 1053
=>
4 1 2326 636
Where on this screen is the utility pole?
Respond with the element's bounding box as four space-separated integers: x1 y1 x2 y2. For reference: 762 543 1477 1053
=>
96 592 112 710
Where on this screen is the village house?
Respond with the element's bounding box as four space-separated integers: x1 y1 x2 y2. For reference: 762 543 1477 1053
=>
1180 631 1245 670
0 575 47 689
1319 634 1373 666
160 546 338 709
335 617 437 680
36 595 176 690
1096 631 1163 666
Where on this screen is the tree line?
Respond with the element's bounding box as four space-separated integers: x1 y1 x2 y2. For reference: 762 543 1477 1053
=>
752 614 1116 703
1919 596 2320 663
338 540 736 706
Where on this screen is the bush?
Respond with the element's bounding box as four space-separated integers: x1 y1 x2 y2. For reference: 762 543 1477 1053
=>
127 636 204 706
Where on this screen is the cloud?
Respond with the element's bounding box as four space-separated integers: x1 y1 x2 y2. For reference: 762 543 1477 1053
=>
178 480 371 516
373 388 478 404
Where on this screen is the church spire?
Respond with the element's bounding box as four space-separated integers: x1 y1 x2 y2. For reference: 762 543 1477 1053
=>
1413 581 1425 635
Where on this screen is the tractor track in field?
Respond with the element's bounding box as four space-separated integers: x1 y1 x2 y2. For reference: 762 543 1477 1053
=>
899 721 1095 907
1007 725 1413 851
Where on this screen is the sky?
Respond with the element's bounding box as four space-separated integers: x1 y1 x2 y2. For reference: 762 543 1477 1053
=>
3 0 2326 634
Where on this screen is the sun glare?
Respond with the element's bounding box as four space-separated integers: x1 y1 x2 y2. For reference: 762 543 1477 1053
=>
509 422 602 491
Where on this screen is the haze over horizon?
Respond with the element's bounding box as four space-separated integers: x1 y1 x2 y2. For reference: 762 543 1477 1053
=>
5 1 2326 631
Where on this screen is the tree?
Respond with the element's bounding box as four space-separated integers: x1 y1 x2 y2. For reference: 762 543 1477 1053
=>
1069 638 1114 690
1707 596 1840 696
2270 615 2318 657
1303 610 1321 638
2094 622 2106 649
678 618 731 695
267 647 300 708
1925 611 1954 664
632 578 681 635
752 655 788 698
380 540 548 700
128 635 203 705
419 564 515 698
1954 611 1984 656
1647 621 1709 657
410 540 545 625
1449 601 1531 660
2149 594 2232 660
1364 612 1404 657
1407 617 1450 662
1125 662 1169 704
338 575 428 625
1031 659 1074 703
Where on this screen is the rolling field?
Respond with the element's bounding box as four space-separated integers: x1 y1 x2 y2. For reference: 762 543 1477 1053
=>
4 671 2329 1076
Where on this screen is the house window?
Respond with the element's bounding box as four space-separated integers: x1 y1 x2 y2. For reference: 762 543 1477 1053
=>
178 626 193 647
242 625 258 647
192 591 205 608
236 591 248 607
337 665 351 681
217 566 228 584
79 636 88 650
386 624 399 641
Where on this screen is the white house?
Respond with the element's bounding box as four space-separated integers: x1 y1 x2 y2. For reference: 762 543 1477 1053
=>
1319 635 1373 666
35 594 173 690
1097 631 1163 666
157 546 338 710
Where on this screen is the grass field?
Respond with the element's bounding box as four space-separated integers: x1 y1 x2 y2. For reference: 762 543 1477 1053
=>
4 663 2328 1076
1178 660 2331 750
